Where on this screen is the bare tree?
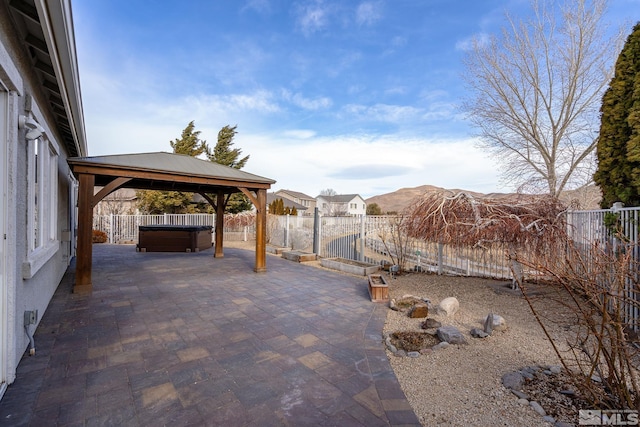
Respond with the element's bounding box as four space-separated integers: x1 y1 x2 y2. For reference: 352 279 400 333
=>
319 188 337 196
462 0 624 197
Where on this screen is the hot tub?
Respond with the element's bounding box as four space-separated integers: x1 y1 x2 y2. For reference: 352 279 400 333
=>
137 225 213 253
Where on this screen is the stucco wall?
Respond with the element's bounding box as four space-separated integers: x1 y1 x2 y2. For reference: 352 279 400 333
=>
1 1 76 383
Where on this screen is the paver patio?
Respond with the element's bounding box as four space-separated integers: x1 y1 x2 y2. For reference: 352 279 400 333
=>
0 244 420 426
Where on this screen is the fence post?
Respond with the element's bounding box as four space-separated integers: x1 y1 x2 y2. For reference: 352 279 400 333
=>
164 213 168 225
437 243 444 275
313 208 320 255
359 215 365 262
285 214 290 248
109 214 114 244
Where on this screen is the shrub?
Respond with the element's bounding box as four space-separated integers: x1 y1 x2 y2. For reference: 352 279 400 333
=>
92 230 107 243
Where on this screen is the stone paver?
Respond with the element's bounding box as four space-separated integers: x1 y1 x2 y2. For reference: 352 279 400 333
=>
0 244 420 426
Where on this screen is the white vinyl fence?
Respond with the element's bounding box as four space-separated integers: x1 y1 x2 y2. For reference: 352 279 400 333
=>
94 207 640 285
93 214 254 244
567 206 640 331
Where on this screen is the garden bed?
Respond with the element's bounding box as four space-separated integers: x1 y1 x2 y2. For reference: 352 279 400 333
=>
367 273 389 302
282 250 317 262
320 257 380 276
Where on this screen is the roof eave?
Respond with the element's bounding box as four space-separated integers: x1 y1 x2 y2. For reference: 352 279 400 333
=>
34 0 87 156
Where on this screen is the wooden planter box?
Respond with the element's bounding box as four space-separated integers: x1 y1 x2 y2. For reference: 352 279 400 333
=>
137 225 212 253
367 274 389 302
267 245 288 255
321 257 380 276
282 250 317 262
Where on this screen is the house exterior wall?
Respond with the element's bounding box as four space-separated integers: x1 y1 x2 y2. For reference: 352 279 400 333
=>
0 0 81 392
275 190 317 215
316 195 366 216
346 196 366 216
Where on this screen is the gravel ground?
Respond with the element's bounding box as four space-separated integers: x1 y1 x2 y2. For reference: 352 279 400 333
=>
382 272 576 427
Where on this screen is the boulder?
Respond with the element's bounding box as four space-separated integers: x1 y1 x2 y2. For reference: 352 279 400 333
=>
501 371 524 391
436 325 467 344
470 328 489 338
392 295 429 313
421 318 442 329
484 313 507 331
437 297 459 316
408 304 429 318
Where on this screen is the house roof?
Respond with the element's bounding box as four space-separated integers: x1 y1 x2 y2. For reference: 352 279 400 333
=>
267 193 307 211
8 0 87 156
68 152 276 191
316 194 363 203
275 189 314 200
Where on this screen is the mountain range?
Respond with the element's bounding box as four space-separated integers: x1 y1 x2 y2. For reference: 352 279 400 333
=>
364 184 602 214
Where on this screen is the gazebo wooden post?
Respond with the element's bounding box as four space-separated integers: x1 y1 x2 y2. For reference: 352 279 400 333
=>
214 190 225 258
255 188 267 272
74 173 94 293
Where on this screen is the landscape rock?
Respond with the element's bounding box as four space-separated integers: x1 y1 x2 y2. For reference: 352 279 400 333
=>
484 313 507 331
432 341 449 350
510 389 528 399
421 318 442 329
529 401 546 416
436 325 467 344
549 365 562 374
470 328 489 338
437 297 459 316
408 304 429 318
483 313 494 334
501 371 524 391
391 295 429 313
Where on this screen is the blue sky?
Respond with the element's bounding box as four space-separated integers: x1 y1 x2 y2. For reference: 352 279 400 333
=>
72 0 636 199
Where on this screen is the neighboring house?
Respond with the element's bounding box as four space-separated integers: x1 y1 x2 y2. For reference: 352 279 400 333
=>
94 187 139 215
0 0 87 399
316 194 367 216
267 193 307 216
275 189 316 216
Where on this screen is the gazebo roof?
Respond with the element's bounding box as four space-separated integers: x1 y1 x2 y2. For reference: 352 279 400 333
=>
68 152 276 192
68 151 274 293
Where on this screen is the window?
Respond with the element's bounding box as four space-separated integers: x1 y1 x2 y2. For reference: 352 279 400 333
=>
23 134 59 278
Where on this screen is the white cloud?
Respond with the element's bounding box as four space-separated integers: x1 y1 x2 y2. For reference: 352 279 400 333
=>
356 1 383 26
455 32 491 51
241 0 272 14
234 132 500 198
281 90 332 110
282 129 317 139
341 103 422 123
295 0 330 36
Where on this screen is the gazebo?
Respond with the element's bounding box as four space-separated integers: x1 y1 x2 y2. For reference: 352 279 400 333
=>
67 152 276 294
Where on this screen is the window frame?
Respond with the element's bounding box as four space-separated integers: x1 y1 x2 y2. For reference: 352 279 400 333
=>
22 134 59 279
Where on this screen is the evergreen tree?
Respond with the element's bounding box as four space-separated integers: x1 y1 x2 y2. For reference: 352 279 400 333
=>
170 120 207 157
367 203 382 215
206 125 252 213
207 125 249 169
594 23 640 207
137 121 208 214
